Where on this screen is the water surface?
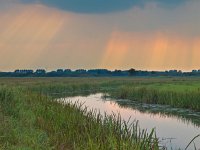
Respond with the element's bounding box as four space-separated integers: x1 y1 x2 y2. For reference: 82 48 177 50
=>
60 93 200 150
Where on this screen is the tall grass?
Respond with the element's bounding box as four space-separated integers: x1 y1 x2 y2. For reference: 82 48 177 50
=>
1 77 200 149
0 86 159 150
1 77 200 111
110 86 200 111
0 87 51 149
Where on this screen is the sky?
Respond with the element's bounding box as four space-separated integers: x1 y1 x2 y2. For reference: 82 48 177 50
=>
0 0 200 71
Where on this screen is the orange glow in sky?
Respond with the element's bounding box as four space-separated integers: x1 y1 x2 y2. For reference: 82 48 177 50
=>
101 31 200 71
0 2 200 71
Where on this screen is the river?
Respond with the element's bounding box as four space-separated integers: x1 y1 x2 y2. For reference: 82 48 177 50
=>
59 93 200 150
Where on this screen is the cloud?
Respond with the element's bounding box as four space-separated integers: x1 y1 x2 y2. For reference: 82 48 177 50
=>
19 0 186 13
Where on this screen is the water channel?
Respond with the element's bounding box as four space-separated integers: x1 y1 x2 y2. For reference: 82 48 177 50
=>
59 93 200 150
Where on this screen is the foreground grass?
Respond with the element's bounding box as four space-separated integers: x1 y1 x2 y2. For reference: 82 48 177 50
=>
0 86 159 150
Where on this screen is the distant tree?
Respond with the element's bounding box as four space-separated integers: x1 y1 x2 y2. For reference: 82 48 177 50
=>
128 68 136 76
114 70 122 73
112 70 122 76
35 69 46 75
75 69 87 73
57 69 64 73
14 69 20 73
64 69 71 73
192 70 197 73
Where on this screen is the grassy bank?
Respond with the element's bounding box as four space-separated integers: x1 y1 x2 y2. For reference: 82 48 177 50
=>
110 84 200 111
1 77 200 110
0 77 200 149
0 85 159 149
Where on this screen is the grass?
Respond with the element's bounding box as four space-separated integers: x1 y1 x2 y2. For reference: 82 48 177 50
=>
110 84 200 111
0 77 200 149
0 83 159 149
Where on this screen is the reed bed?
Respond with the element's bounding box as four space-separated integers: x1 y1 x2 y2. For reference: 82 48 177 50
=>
110 86 200 111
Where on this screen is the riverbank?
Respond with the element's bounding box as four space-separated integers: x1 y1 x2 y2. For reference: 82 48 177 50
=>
0 85 159 149
61 93 200 149
0 77 200 149
110 85 200 111
17 77 200 111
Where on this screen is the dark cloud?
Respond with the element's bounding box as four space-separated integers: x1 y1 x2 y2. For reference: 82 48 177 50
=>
20 0 186 13
156 0 187 8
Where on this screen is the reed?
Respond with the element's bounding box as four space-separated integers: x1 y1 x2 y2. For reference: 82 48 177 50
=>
1 77 200 149
110 86 200 111
0 86 159 150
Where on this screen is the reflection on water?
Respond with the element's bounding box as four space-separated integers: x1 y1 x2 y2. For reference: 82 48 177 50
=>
59 93 200 150
115 99 200 127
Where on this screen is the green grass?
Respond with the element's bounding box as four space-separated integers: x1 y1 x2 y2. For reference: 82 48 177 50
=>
0 77 200 149
1 77 200 110
110 82 200 111
0 83 159 149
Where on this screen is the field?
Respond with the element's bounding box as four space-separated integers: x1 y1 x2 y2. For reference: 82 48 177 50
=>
0 77 200 149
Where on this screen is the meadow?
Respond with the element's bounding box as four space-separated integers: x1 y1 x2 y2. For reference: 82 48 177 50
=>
0 77 200 149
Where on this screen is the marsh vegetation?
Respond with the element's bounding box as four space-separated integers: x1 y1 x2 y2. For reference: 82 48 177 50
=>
0 77 200 149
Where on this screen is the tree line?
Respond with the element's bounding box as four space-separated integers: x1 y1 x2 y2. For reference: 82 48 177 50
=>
1 68 200 77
